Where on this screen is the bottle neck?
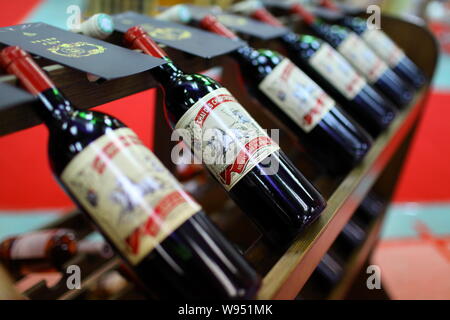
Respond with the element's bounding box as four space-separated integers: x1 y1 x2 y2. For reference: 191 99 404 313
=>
199 15 241 41
251 8 284 28
130 35 169 59
153 56 184 86
199 15 251 64
291 4 317 26
37 88 74 128
124 29 184 86
1 48 73 128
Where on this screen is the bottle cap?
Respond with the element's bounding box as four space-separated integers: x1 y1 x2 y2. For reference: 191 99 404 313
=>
291 4 316 25
0 46 54 95
156 5 192 23
0 46 28 69
199 15 239 40
78 13 114 39
124 26 168 58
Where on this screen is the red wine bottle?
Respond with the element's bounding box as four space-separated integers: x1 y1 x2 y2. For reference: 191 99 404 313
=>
199 15 372 174
234 4 396 136
319 0 426 89
314 251 343 288
124 26 326 245
0 229 77 276
0 46 260 300
288 4 414 109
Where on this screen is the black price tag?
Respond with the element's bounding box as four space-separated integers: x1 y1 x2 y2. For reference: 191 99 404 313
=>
0 23 165 80
188 5 289 40
113 11 245 59
0 82 36 110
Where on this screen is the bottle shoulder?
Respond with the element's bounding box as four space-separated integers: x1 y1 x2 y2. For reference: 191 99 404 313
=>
282 33 324 59
48 110 125 175
313 21 350 47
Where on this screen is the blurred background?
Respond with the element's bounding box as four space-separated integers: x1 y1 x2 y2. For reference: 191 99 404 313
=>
0 0 449 299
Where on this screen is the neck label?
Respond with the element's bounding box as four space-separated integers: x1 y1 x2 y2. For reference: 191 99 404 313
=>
310 42 366 100
175 88 280 191
337 32 389 83
61 128 200 265
362 29 405 68
259 58 334 132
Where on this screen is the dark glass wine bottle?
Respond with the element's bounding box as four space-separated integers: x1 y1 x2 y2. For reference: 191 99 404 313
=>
0 46 260 300
124 26 326 245
0 229 77 276
314 251 343 288
233 4 397 136
289 4 414 108
199 15 372 174
319 0 426 89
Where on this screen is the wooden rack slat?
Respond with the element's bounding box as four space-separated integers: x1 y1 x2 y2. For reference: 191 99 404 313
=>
257 89 427 300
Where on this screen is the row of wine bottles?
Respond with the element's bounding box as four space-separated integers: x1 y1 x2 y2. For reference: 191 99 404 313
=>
0 0 424 300
299 192 386 299
0 229 112 277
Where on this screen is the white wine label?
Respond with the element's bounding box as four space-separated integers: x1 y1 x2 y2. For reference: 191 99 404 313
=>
337 32 389 83
310 43 366 100
175 88 280 191
61 128 200 265
362 29 406 68
10 230 57 260
258 59 334 133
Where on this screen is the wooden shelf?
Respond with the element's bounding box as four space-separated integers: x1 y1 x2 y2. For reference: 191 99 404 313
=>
257 89 427 300
328 216 384 300
0 11 440 300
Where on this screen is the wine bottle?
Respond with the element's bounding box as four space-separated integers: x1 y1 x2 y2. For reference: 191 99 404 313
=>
231 2 397 136
199 15 372 174
289 3 414 108
71 13 114 40
0 46 260 300
339 218 366 248
314 251 343 288
319 0 426 89
0 229 77 276
358 192 385 225
124 26 327 245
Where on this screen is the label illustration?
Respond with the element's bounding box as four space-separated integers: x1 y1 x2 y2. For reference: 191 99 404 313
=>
259 58 334 133
310 42 366 100
61 128 200 265
140 24 192 41
338 32 389 83
47 41 106 58
175 88 280 191
362 29 406 68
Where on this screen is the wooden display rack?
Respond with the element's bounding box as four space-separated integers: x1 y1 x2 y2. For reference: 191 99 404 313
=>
0 13 439 300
